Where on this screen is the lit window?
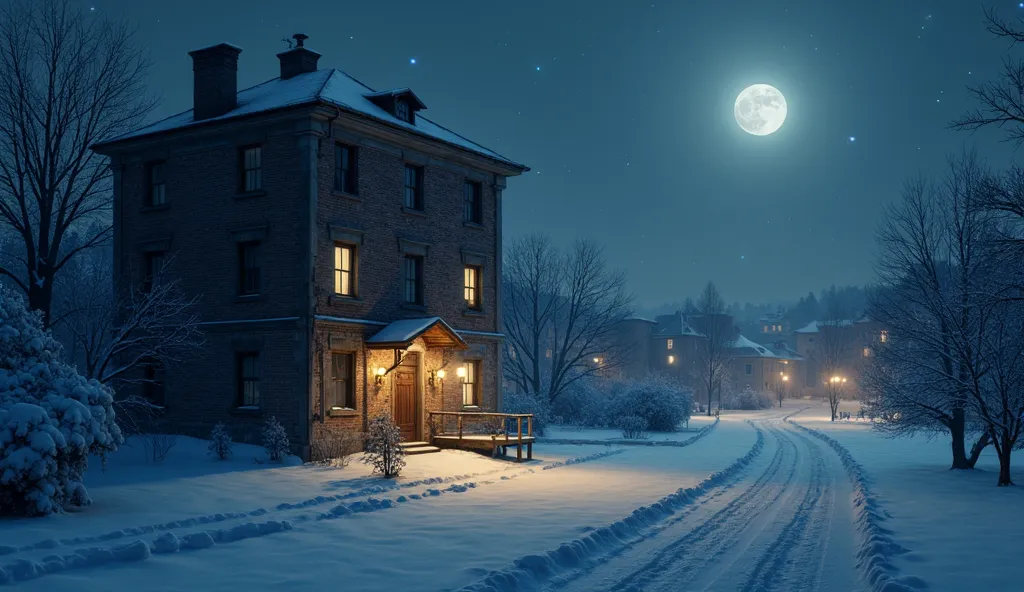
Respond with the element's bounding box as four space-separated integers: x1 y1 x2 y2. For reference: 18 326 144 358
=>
863 347 870 358
667 339 674 350
593 356 604 365
880 330 888 343
334 244 356 297
762 325 768 333
464 265 481 310
545 349 552 359
668 355 676 365
462 361 480 406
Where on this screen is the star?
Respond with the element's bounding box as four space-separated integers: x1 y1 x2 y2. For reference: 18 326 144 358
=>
409 58 417 65
535 66 541 71
848 136 856 143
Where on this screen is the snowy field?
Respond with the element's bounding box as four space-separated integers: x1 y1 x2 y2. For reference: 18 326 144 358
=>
0 405 1020 591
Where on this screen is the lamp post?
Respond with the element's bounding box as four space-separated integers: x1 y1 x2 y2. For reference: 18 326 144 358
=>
826 375 846 421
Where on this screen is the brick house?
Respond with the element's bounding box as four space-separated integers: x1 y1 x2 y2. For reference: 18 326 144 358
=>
91 36 528 458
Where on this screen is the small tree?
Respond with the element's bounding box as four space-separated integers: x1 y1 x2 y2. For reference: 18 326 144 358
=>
693 282 731 416
208 422 233 460
261 416 290 463
363 413 405 477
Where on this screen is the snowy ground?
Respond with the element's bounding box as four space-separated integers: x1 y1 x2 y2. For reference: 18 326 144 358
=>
0 405 1019 591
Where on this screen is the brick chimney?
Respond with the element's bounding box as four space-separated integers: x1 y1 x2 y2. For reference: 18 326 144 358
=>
277 34 320 80
188 43 242 121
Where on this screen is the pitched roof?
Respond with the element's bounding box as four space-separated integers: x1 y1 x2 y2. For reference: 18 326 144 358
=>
365 317 467 350
653 313 703 337
727 334 778 358
95 69 526 170
793 319 855 334
768 342 804 361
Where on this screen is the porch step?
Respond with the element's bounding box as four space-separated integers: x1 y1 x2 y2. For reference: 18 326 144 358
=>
402 444 441 455
400 441 430 448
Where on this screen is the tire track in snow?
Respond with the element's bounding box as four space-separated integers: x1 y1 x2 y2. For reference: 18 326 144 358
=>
787 418 928 592
539 417 719 448
0 448 627 586
456 421 767 592
601 422 800 592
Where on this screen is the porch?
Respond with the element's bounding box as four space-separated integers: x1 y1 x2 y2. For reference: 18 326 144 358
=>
428 411 536 462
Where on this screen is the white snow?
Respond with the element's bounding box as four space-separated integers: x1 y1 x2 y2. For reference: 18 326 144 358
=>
1 404 1019 591
364 316 463 348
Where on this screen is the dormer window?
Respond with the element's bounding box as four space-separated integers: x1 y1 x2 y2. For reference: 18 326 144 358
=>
395 100 410 122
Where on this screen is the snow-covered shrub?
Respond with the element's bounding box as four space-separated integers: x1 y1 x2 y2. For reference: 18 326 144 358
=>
551 381 613 428
363 413 405 477
609 376 692 432
721 386 773 410
208 422 233 460
616 415 649 440
261 416 291 462
0 403 67 516
502 390 553 436
311 426 363 467
0 284 123 515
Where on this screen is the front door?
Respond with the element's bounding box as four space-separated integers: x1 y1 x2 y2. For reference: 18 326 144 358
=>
394 354 419 441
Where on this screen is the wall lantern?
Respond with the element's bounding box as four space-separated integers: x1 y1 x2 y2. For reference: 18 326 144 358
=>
375 366 386 386
429 369 446 388
456 366 467 379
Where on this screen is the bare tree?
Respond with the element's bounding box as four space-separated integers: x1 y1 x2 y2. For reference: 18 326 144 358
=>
774 373 788 408
814 304 856 422
864 154 994 469
693 282 731 416
0 0 154 326
56 250 202 386
502 235 632 403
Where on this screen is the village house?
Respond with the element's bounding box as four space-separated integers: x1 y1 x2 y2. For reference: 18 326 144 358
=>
91 35 528 459
793 316 884 398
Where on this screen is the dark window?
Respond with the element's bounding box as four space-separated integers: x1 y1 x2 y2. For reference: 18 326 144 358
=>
334 144 357 194
328 352 355 410
464 265 481 310
395 100 409 122
238 241 261 296
404 255 423 305
334 244 356 297
237 352 260 407
146 161 166 206
143 251 165 293
239 146 262 192
403 165 423 210
141 358 165 407
745 364 753 375
462 361 480 406
463 180 482 224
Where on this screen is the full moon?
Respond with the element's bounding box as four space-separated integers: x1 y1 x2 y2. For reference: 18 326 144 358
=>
734 84 787 136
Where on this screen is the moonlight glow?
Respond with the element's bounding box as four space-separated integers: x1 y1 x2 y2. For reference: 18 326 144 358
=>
734 84 787 136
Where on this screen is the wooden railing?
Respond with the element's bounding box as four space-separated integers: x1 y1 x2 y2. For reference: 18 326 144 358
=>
428 412 534 461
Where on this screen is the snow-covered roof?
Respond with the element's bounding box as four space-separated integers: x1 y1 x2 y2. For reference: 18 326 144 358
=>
95 69 526 170
793 320 855 334
621 315 656 324
365 317 467 350
727 334 778 358
653 313 703 337
768 342 804 361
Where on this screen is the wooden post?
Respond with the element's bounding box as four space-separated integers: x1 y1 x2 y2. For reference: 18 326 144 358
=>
527 415 533 437
516 416 523 462
458 414 464 443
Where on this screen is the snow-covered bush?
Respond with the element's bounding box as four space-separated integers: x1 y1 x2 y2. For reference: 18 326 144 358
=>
551 381 613 428
208 422 233 460
311 425 363 467
261 416 290 462
616 415 649 440
502 390 553 435
363 413 405 477
721 386 773 410
0 284 123 516
609 376 692 432
0 403 67 516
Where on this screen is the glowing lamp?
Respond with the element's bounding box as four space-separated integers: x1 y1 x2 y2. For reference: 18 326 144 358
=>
436 369 446 380
375 366 386 386
456 366 467 379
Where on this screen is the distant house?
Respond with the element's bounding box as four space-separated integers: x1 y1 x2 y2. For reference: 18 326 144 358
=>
793 316 883 397
91 35 528 458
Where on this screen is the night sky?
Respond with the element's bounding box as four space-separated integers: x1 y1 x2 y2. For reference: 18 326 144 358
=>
92 0 1022 308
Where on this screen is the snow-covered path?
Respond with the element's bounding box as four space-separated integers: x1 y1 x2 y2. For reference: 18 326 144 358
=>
528 417 859 592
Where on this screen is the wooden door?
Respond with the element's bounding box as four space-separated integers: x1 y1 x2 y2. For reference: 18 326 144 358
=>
394 354 419 441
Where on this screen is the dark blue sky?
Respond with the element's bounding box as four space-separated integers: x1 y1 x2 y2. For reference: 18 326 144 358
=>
96 0 1021 307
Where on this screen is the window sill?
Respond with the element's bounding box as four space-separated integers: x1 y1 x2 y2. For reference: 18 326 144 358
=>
462 405 482 411
401 207 426 218
141 204 170 212
329 294 362 305
327 408 359 418
462 309 486 317
462 221 485 231
401 303 427 312
231 406 263 417
235 294 265 303
331 190 361 202
234 190 266 200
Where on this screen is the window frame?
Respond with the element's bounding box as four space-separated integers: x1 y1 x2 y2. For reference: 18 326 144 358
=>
328 352 356 411
239 145 263 193
463 265 482 310
145 160 167 207
745 364 753 375
142 251 165 294
463 180 482 224
403 164 424 210
334 143 358 194
404 255 424 305
461 360 480 407
236 352 261 408
395 100 410 122
333 243 358 297
237 241 262 296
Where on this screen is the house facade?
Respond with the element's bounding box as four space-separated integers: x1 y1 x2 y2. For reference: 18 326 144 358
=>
793 317 884 398
92 37 527 458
